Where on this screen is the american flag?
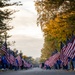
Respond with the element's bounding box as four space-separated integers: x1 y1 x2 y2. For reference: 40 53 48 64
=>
60 40 71 65
1 41 7 54
16 55 22 67
68 38 75 58
1 41 10 64
9 54 15 65
22 59 26 67
45 60 50 66
22 59 30 67
23 60 30 68
46 52 60 67
63 39 72 64
60 42 65 62
63 36 75 59
60 35 75 65
60 45 66 62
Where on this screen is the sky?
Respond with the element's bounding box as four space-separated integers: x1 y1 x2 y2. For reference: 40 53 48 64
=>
8 0 44 59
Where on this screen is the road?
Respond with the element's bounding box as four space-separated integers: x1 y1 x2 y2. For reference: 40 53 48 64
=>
0 68 75 75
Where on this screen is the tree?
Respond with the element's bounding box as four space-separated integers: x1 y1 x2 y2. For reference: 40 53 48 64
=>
35 0 75 61
35 0 75 28
0 0 21 46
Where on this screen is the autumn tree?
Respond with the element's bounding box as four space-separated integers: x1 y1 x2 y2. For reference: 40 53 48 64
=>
35 0 75 61
35 0 75 28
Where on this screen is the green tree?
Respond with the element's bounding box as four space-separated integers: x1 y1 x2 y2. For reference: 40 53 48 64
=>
0 0 21 46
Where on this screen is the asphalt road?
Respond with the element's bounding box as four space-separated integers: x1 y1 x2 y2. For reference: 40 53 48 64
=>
0 68 75 75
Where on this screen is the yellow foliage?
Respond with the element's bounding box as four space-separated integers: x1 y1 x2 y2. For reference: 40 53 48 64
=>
22 55 27 59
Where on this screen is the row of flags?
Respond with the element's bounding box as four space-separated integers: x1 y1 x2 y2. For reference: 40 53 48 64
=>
0 41 32 68
60 35 75 65
45 34 75 67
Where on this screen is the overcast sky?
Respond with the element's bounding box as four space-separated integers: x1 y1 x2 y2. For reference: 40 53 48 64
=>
8 0 44 59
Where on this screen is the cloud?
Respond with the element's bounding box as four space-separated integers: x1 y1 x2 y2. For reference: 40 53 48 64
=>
8 0 44 58
8 35 44 58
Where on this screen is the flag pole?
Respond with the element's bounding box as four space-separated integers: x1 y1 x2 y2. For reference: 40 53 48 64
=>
4 32 7 43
